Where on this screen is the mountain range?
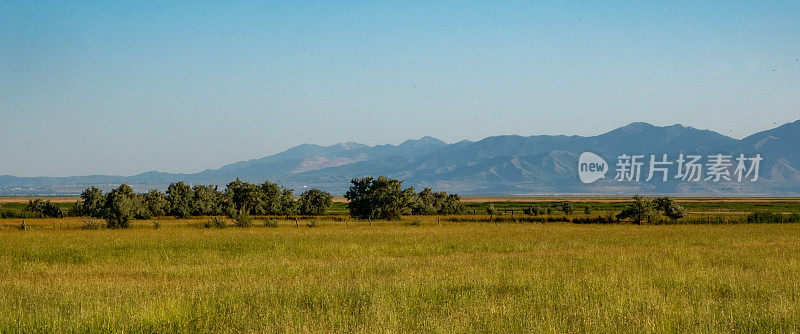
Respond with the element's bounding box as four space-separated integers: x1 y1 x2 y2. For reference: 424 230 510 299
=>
3 120 800 196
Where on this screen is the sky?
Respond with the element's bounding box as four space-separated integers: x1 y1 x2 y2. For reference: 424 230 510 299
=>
1 1 799 177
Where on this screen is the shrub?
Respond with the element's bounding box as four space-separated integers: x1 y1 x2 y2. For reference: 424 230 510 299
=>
746 211 782 224
81 219 104 230
26 199 63 218
523 206 544 216
264 219 279 228
572 215 617 224
152 221 161 229
205 217 227 229
233 213 253 228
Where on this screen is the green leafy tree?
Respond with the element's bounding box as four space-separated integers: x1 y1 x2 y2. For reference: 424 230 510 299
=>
345 176 415 220
298 188 334 215
279 188 297 215
26 199 62 218
558 201 575 215
225 179 261 216
133 193 152 219
258 181 284 215
76 186 105 218
192 185 222 216
143 189 169 217
412 188 463 215
616 195 656 224
104 184 137 228
653 196 688 220
166 182 194 218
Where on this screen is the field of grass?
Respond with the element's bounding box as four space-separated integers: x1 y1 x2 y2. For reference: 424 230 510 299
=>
2 216 800 332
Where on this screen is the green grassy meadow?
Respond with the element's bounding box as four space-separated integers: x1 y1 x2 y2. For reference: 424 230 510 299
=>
2 216 800 332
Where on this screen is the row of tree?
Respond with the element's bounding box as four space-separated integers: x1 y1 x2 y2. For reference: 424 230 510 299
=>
72 176 464 227
75 180 334 228
344 176 463 220
616 195 688 224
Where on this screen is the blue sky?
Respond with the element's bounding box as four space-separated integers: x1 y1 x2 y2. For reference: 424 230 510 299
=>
1 1 799 177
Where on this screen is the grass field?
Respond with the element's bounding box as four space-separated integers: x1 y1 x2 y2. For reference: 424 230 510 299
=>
2 216 800 332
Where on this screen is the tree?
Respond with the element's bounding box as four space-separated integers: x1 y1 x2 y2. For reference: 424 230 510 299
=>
653 196 687 220
76 186 105 217
132 193 152 219
439 193 464 215
345 176 415 220
166 182 194 218
616 195 655 224
143 189 169 217
26 199 62 218
279 188 297 215
486 204 498 215
558 201 575 215
104 184 137 228
225 179 260 216
298 188 333 215
192 185 222 216
411 188 464 215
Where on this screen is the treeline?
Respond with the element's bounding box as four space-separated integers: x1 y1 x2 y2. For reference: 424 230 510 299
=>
74 179 334 228
345 176 463 220
67 176 463 228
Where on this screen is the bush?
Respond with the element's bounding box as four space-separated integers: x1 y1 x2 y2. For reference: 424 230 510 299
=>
264 219 279 228
233 213 253 228
523 206 544 216
746 211 782 224
26 199 63 218
153 221 161 229
205 217 227 229
0 208 37 219
81 219 104 230
572 215 617 224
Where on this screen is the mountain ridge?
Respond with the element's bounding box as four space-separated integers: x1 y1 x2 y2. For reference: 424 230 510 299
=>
2 123 800 196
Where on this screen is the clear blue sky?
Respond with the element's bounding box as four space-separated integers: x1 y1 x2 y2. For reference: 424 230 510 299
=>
2 1 799 177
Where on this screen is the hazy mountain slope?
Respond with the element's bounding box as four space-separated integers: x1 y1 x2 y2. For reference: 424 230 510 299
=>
2 121 800 195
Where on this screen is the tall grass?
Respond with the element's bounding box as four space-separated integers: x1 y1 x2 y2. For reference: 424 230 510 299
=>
0 218 799 332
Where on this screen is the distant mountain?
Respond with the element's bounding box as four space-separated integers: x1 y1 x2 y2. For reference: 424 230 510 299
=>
2 122 800 196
